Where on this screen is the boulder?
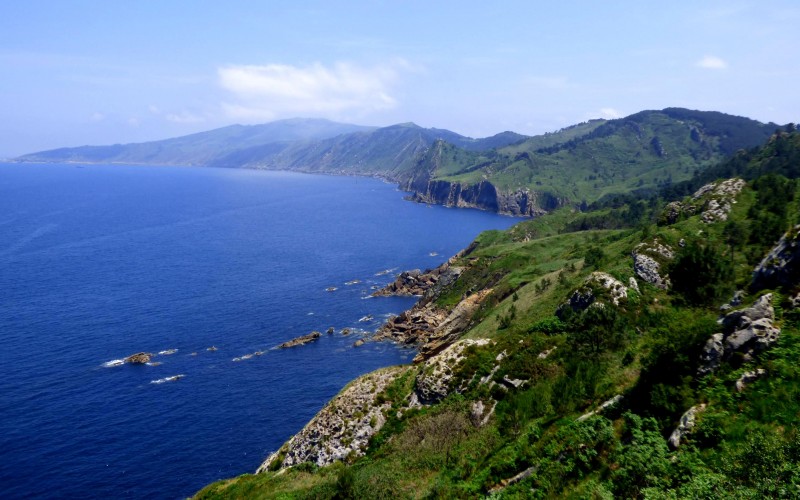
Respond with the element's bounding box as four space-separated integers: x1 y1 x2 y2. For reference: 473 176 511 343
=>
668 404 706 449
736 368 767 392
752 225 800 290
124 352 152 364
697 333 724 376
632 240 673 289
698 294 781 375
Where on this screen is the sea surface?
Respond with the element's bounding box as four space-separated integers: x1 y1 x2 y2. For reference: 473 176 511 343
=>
0 162 521 498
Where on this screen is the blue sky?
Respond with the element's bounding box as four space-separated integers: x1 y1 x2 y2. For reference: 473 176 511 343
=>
0 1 798 156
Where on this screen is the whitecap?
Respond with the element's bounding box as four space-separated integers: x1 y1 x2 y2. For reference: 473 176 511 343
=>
102 359 125 368
241 354 253 360
158 349 178 355
150 374 185 384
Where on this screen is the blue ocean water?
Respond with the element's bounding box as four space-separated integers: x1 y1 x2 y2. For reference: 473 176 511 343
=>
0 162 520 498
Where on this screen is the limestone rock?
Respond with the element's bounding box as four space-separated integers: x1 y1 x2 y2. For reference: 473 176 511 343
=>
668 404 706 449
632 240 674 289
752 225 800 290
697 333 724 376
558 272 628 317
413 338 491 405
691 178 746 224
736 368 767 392
577 394 623 422
257 367 406 471
698 294 781 375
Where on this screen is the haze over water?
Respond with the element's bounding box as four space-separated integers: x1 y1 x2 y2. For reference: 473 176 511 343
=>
0 163 520 498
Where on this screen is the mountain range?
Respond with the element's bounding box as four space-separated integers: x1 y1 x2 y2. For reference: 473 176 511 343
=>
17 109 779 215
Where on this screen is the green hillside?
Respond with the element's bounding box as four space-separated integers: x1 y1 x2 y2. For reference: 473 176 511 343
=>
196 128 800 498
422 109 777 205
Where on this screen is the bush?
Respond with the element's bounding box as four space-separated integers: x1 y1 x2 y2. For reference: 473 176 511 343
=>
670 241 732 306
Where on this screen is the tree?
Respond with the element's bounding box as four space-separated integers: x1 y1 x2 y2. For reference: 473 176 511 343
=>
670 241 732 306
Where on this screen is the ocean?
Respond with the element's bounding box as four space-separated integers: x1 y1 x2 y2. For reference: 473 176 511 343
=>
0 162 520 498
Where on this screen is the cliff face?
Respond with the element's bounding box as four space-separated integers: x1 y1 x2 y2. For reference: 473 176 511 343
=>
405 178 561 216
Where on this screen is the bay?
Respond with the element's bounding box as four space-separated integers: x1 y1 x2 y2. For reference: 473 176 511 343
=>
0 163 520 498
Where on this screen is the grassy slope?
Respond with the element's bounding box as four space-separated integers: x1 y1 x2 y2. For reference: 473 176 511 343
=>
431 109 776 205
196 132 800 499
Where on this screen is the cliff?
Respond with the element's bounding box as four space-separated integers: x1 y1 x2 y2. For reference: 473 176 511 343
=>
405 178 561 216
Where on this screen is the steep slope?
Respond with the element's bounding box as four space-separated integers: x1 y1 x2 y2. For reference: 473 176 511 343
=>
409 108 778 215
196 130 800 499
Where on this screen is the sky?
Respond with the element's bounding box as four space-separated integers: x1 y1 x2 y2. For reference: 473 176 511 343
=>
0 1 798 157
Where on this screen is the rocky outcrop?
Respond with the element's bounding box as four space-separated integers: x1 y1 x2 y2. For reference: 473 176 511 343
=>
414 288 493 362
698 294 781 375
411 339 491 406
693 178 746 223
752 225 800 290
660 178 745 225
374 251 493 363
276 331 321 349
577 395 624 422
372 265 463 297
736 368 767 392
558 272 628 317
124 352 152 364
406 178 561 216
257 367 407 471
668 404 706 449
632 240 674 289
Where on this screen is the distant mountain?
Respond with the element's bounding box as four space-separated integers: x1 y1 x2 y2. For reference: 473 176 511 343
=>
406 108 779 215
17 118 375 166
17 109 780 216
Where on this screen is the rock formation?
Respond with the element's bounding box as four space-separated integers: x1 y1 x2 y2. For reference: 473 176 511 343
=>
668 404 706 449
411 339 491 406
257 367 406 471
752 225 800 290
558 272 629 317
124 352 152 364
276 331 321 349
698 294 781 375
632 239 674 289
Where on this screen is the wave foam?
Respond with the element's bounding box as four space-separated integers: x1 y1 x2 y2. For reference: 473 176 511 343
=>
150 374 184 384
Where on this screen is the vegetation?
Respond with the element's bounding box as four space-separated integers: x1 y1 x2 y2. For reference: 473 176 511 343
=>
196 130 800 499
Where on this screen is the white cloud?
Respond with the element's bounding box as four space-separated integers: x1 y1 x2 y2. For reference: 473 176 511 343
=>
696 55 728 69
165 111 206 124
89 112 105 122
218 61 406 121
599 107 623 119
